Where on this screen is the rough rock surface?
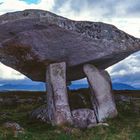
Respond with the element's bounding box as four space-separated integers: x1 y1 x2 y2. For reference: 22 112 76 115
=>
83 64 118 122
31 107 97 128
72 108 97 128
30 104 48 122
46 62 73 126
3 122 24 131
3 122 24 137
0 9 140 81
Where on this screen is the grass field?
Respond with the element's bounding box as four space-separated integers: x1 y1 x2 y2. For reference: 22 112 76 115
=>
0 90 139 140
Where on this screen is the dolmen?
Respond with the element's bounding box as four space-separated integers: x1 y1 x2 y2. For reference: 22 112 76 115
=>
0 9 140 128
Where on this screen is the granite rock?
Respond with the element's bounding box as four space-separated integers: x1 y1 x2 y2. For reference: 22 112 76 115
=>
0 9 139 81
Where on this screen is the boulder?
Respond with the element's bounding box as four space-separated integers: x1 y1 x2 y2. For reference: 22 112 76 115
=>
3 122 24 137
30 104 48 122
0 9 139 82
72 108 97 128
30 105 97 128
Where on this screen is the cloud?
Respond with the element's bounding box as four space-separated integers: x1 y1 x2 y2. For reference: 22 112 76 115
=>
54 0 140 19
0 62 25 80
0 62 37 85
125 0 140 17
0 0 55 15
20 0 41 4
107 51 140 88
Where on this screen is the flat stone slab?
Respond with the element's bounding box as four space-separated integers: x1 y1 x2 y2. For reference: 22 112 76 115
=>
0 9 139 81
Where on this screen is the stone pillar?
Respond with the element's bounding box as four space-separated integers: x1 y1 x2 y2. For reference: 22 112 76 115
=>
83 64 118 122
46 62 73 126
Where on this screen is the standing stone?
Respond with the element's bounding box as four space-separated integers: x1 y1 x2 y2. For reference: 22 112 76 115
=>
46 62 73 126
83 64 118 122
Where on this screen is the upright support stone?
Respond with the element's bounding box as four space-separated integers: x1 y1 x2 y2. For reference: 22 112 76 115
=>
83 64 118 122
46 62 73 126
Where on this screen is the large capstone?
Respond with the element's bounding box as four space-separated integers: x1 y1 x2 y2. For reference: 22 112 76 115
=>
0 9 139 82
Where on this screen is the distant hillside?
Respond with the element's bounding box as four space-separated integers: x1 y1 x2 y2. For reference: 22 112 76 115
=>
0 82 139 91
68 84 89 90
69 83 138 90
112 83 136 90
0 83 45 91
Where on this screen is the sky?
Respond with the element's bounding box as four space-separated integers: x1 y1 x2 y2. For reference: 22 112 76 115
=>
0 0 140 88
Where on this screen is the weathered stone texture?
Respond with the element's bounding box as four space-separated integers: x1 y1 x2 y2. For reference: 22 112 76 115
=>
46 62 73 126
83 64 118 122
72 108 97 128
0 9 139 82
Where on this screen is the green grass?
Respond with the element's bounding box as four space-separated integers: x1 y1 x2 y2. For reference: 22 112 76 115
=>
0 91 139 140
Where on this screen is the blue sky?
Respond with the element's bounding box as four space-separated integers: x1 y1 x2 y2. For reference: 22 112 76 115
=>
20 0 40 4
0 0 140 88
